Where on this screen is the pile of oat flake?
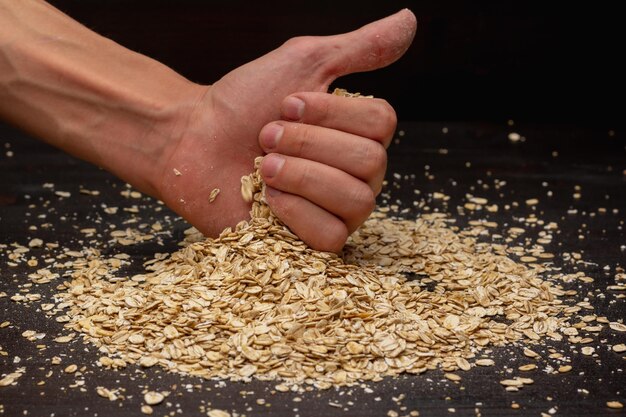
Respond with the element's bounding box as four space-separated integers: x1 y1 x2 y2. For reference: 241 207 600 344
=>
57 155 584 389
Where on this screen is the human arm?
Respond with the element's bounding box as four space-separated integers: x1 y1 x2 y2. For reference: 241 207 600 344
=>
0 0 417 251
0 0 205 196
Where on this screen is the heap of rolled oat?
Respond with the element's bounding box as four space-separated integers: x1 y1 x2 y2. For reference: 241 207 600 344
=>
59 157 573 388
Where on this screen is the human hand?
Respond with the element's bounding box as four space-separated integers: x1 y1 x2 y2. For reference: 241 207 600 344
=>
258 91 396 252
157 10 416 251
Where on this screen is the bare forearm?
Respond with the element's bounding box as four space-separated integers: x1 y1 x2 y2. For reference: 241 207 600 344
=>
0 0 205 195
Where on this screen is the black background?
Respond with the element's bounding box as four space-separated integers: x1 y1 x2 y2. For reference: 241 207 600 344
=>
48 0 623 125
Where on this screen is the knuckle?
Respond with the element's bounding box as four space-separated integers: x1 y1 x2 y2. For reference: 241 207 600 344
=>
372 182 383 196
319 222 349 253
350 184 376 218
290 126 316 158
371 99 397 141
293 162 314 191
282 37 343 81
281 36 324 64
360 142 387 179
267 192 297 225
318 96 332 123
300 94 331 124
273 198 294 220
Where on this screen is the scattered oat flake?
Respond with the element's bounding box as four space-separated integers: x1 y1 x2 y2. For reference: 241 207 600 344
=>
207 410 231 417
64 364 78 373
607 401 623 409
581 347 595 356
209 188 221 203
54 335 74 343
456 357 471 371
28 238 43 248
173 168 182 176
21 330 36 338
558 365 572 373
612 344 626 353
96 386 119 401
520 256 537 263
523 348 540 358
144 391 165 405
609 322 626 332
240 176 254 202
469 197 488 205
0 369 25 387
500 379 523 387
139 356 159 368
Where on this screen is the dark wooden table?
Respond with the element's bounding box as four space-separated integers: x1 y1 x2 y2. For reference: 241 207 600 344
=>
1 120 625 416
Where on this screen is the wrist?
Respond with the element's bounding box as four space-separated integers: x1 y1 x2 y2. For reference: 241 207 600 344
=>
95 74 209 199
130 81 210 199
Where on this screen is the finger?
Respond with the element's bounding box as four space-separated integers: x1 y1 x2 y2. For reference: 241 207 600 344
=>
316 9 417 83
259 121 387 192
264 186 348 253
280 93 397 147
260 153 375 233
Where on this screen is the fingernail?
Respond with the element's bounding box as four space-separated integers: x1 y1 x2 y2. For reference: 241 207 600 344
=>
259 123 284 150
265 186 282 197
282 96 305 120
261 154 285 178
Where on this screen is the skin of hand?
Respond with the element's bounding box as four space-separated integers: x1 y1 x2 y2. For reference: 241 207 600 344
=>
160 10 417 252
0 1 416 252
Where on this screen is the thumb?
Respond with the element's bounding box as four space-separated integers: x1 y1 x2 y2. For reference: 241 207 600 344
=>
317 9 417 84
